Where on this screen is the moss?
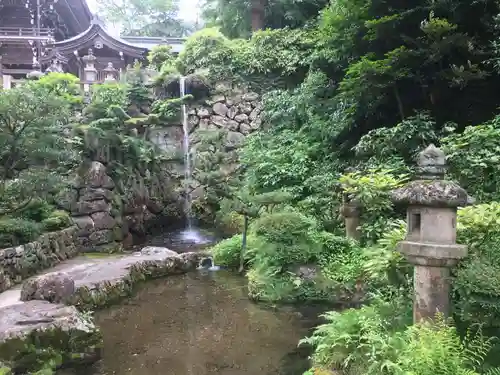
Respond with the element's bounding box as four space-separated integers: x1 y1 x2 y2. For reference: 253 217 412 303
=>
42 210 72 232
0 324 102 374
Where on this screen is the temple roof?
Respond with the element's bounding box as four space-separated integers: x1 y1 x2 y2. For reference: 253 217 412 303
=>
52 17 147 58
53 0 93 36
120 36 186 54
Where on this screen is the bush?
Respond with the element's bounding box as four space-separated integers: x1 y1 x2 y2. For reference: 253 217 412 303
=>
15 199 54 222
302 295 498 375
317 232 365 284
210 233 257 269
453 203 500 328
0 218 42 247
42 210 72 232
250 210 322 266
300 295 412 374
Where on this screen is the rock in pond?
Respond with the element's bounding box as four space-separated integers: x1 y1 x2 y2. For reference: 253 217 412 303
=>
139 246 179 257
21 272 75 303
0 300 101 373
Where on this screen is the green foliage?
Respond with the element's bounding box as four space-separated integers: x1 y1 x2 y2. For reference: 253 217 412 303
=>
148 45 175 71
354 112 442 170
339 169 407 243
202 0 328 39
96 0 192 37
176 27 314 88
0 81 76 217
317 233 364 284
0 218 42 247
42 210 72 232
361 219 410 289
302 297 498 375
210 233 257 269
35 73 82 108
453 203 500 328
15 200 54 222
442 116 500 202
250 210 321 267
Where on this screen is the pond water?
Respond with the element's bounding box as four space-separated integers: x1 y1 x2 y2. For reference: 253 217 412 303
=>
66 270 319 375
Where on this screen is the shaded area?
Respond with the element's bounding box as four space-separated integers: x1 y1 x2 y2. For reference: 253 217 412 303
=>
71 271 318 375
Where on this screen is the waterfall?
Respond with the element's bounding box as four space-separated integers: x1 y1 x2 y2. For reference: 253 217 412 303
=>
179 77 209 245
180 76 193 231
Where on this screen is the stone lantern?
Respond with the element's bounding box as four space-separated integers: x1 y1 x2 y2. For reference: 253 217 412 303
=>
82 49 98 84
103 62 118 82
391 144 469 322
340 194 361 240
340 167 362 240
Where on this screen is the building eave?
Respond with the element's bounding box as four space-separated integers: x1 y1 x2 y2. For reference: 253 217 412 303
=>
53 18 148 58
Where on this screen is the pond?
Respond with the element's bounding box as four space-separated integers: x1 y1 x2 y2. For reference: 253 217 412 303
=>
63 270 320 375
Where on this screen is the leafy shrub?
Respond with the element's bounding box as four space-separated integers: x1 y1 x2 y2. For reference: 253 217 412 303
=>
147 45 174 71
339 169 407 244
42 210 72 232
15 199 54 222
0 218 42 247
215 210 244 235
453 203 500 327
250 210 322 266
302 295 498 375
210 233 257 269
300 295 412 374
317 233 365 284
362 219 411 290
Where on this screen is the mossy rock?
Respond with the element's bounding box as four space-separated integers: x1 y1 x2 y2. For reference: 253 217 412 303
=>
0 303 102 374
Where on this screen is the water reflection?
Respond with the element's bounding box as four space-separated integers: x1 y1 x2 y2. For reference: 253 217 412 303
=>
80 271 316 375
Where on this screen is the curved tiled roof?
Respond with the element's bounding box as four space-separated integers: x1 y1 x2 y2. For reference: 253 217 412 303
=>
53 17 147 58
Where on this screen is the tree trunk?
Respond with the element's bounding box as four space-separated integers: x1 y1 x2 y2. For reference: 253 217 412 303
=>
238 215 249 273
251 0 266 31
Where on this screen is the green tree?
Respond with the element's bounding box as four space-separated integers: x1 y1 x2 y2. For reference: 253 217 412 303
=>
202 0 328 38
0 80 76 215
96 0 192 37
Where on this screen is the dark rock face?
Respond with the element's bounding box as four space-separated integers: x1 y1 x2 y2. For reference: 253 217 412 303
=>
21 272 75 303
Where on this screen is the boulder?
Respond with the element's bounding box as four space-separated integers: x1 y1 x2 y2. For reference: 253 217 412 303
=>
72 216 95 236
239 123 252 135
72 200 109 216
79 188 113 202
227 120 240 131
140 247 179 257
227 106 238 119
242 92 259 101
225 131 246 149
238 102 253 114
249 107 261 121
88 230 114 246
197 108 211 118
213 102 229 116
21 272 75 303
234 113 248 123
211 115 228 128
90 212 116 230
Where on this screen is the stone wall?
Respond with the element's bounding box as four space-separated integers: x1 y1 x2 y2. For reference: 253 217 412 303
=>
70 161 125 252
188 90 263 148
0 226 78 292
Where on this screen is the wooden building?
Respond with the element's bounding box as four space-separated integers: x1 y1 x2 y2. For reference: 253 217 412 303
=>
0 0 185 88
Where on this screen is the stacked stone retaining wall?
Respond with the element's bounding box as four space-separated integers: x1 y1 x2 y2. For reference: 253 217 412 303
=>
0 226 78 292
